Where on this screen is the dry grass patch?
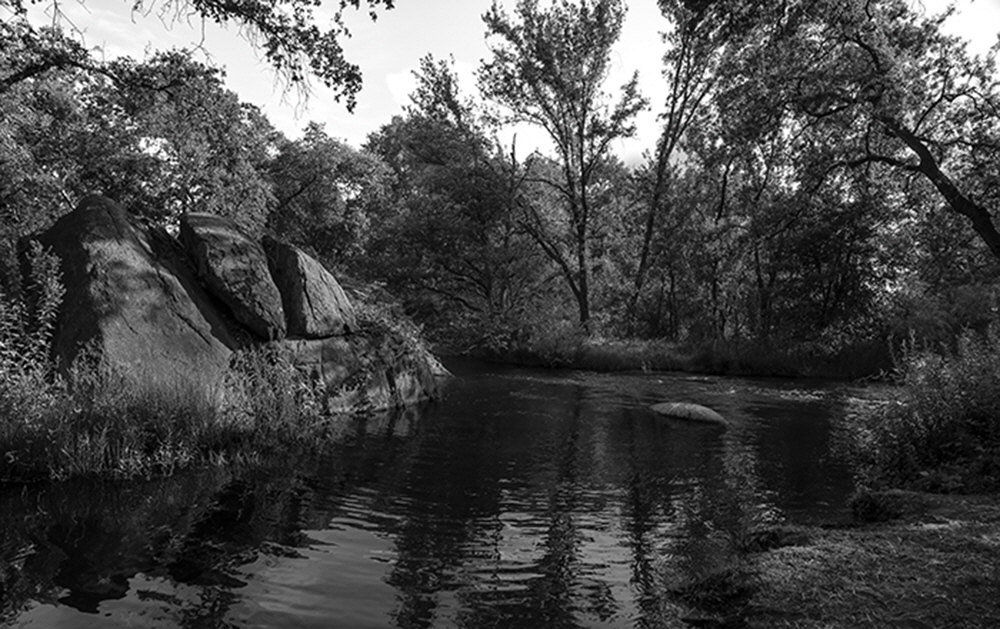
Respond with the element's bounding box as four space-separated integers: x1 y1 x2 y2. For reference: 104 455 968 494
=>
748 494 1000 628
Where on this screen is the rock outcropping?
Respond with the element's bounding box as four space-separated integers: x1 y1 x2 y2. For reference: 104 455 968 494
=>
264 236 356 337
179 213 286 340
36 195 439 410
39 196 237 394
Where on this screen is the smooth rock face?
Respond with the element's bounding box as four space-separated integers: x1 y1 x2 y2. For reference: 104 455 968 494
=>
179 213 285 340
37 196 238 394
265 237 357 337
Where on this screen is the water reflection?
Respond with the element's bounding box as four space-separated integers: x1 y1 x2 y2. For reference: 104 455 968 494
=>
0 360 864 628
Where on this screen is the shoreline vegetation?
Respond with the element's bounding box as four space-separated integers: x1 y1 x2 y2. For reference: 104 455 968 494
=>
463 335 893 381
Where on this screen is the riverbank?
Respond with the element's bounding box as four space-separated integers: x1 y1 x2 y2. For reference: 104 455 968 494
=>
466 336 892 380
671 490 1000 628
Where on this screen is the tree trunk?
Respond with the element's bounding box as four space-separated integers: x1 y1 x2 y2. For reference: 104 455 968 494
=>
880 115 1000 261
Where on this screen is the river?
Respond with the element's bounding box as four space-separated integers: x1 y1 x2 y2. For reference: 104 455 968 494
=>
0 358 879 628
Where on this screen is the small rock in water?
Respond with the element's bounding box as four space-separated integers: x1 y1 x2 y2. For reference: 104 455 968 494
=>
651 402 729 427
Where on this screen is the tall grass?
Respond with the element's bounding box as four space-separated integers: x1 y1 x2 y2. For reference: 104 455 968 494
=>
0 342 339 481
851 327 1000 493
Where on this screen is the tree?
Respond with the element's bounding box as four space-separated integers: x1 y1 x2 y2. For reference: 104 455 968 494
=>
479 0 647 331
711 0 1000 262
101 50 280 231
366 56 546 350
626 0 729 330
3 0 399 109
0 36 280 291
268 121 391 266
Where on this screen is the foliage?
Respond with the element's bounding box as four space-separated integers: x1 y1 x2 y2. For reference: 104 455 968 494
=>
0 18 91 94
104 51 280 231
0 241 66 438
625 0 728 330
268 122 391 264
0 39 279 260
708 0 1000 261
3 0 399 109
365 56 549 352
347 279 443 377
851 327 1000 493
0 342 337 481
0 241 63 366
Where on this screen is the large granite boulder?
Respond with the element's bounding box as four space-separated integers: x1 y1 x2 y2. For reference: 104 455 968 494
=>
264 237 357 337
37 196 238 394
179 213 285 340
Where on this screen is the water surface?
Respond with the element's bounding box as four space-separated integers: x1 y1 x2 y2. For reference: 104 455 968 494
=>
0 359 875 628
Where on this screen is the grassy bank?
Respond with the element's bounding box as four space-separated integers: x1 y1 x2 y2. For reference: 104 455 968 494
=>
658 490 1000 628
851 328 1000 493
0 344 343 482
472 335 891 380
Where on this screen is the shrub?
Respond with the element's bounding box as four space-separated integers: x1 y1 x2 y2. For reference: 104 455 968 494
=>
851 327 1000 492
0 241 64 373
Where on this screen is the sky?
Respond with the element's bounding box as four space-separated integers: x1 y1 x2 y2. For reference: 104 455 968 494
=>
13 0 1000 165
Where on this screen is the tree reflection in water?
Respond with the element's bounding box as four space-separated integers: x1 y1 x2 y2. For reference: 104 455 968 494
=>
0 362 856 628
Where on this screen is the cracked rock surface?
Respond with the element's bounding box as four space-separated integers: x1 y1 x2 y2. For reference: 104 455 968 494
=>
179 213 286 341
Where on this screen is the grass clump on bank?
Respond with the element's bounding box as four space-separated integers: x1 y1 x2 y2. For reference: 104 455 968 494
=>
850 327 1000 493
0 343 339 482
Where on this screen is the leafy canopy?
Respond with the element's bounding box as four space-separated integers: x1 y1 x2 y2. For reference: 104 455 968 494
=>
3 0 398 110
